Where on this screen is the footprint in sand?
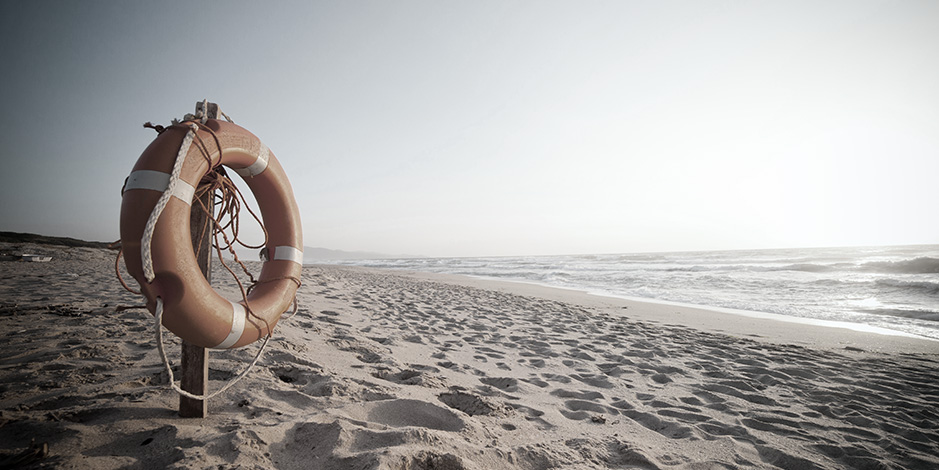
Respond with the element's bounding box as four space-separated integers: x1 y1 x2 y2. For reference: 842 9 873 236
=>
518 357 546 368
281 416 466 468
507 403 553 430
438 391 497 417
327 339 386 364
479 377 519 393
550 389 604 400
569 373 614 389
696 382 778 406
372 368 424 386
521 376 549 388
474 346 504 359
402 334 424 344
560 399 617 421
365 399 466 432
540 373 571 384
621 409 694 439
270 364 393 400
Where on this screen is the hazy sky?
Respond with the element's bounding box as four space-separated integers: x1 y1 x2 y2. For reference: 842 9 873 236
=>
1 0 937 257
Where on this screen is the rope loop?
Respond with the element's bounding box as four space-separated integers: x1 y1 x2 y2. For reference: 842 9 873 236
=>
155 298 271 400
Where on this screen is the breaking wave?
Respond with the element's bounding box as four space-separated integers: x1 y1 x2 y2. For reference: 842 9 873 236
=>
860 257 939 274
875 278 939 296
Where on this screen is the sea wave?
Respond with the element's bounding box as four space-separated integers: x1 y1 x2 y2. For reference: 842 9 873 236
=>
662 258 939 275
774 263 837 273
860 257 939 274
874 278 939 296
861 308 939 322
662 262 861 274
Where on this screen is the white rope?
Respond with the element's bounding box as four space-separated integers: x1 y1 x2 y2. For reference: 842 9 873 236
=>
154 297 272 400
286 295 300 320
141 123 198 283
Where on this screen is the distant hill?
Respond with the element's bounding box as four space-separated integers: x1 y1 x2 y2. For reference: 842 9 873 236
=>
226 245 416 262
0 231 114 249
0 231 412 261
303 246 417 262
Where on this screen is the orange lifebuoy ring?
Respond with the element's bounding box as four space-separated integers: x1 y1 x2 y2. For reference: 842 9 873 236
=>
120 119 302 349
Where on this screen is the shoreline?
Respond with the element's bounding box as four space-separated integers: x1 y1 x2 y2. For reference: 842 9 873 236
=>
2 246 938 469
454 273 935 340
372 266 938 355
321 245 939 343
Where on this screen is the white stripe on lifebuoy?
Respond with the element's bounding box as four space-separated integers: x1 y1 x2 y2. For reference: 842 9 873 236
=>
273 246 304 265
234 143 270 177
214 301 247 349
124 170 196 204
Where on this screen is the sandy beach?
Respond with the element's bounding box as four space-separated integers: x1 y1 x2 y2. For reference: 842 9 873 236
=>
1 242 937 469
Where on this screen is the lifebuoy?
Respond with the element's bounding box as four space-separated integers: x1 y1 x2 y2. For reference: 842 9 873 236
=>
120 119 302 349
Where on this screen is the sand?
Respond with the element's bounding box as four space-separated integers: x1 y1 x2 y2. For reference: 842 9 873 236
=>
1 243 938 469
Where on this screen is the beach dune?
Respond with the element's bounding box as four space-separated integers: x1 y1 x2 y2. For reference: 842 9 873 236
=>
1 242 937 469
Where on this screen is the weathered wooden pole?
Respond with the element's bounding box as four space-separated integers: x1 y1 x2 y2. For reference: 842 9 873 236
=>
179 101 217 418
179 188 212 417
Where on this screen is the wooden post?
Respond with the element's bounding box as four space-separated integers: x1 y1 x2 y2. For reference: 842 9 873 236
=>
180 184 212 417
179 101 218 418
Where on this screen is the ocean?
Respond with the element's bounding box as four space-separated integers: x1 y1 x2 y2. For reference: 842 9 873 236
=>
329 245 939 341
